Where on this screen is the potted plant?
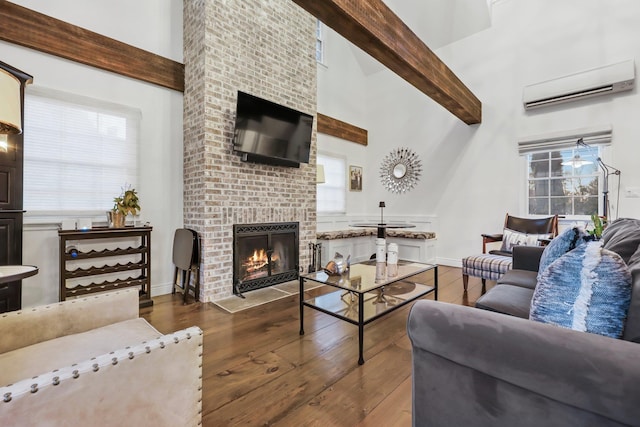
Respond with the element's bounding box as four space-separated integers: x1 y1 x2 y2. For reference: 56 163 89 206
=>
587 213 606 240
108 186 141 228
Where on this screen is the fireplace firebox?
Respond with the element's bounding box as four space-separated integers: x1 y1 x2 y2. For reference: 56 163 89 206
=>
233 222 299 296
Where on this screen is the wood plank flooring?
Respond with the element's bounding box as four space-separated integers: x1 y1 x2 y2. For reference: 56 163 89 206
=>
140 265 491 426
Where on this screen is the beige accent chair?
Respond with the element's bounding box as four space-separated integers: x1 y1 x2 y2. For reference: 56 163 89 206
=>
0 289 202 426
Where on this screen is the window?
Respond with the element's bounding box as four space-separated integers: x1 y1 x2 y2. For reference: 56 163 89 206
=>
316 20 325 64
317 153 346 213
527 146 600 216
23 87 140 213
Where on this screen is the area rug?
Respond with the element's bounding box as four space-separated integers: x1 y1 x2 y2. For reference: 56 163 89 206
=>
213 280 323 313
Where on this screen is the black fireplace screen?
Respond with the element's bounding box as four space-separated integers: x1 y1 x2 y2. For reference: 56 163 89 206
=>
233 222 299 295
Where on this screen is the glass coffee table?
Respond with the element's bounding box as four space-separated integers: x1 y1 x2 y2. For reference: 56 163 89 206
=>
299 260 437 365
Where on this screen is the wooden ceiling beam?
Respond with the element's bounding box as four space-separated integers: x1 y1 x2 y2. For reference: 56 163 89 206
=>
292 0 482 125
317 113 368 146
0 2 184 92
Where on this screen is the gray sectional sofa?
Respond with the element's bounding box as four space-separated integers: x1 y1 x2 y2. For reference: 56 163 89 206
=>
407 218 640 426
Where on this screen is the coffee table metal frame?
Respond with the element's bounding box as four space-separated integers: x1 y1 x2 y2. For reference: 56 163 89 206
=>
299 261 437 365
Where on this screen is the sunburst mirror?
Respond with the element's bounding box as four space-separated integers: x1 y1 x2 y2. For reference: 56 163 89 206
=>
379 147 422 194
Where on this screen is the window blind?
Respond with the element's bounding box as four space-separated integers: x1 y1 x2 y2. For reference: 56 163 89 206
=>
317 153 346 213
517 124 612 155
23 87 140 212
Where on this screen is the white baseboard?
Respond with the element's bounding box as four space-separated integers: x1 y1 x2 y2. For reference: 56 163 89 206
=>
151 282 173 297
436 257 462 268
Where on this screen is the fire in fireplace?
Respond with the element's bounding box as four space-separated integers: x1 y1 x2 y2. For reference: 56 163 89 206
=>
233 222 299 296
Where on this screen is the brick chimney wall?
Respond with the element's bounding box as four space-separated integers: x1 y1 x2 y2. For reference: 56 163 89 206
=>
183 0 317 302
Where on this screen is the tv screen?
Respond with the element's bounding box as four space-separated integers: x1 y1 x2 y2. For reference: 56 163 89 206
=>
233 91 313 167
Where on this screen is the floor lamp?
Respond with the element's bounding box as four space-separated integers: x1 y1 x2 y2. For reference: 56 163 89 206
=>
0 66 24 151
576 138 621 219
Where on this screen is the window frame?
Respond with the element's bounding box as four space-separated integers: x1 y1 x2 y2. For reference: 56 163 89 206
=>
524 146 603 220
316 20 326 65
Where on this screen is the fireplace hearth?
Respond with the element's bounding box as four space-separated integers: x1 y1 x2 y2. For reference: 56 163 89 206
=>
233 222 299 296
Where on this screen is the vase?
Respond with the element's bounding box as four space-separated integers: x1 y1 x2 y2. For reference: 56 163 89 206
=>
106 211 126 228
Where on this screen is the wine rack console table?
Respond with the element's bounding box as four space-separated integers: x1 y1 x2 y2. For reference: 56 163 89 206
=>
58 226 153 307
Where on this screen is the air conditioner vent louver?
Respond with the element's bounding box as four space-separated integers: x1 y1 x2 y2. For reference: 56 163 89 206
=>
523 60 634 110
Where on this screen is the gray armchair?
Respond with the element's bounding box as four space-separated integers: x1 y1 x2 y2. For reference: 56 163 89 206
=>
482 213 558 255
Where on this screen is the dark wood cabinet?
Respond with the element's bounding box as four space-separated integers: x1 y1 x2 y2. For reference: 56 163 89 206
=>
0 61 33 313
58 227 153 307
0 224 22 311
0 213 23 265
0 281 21 313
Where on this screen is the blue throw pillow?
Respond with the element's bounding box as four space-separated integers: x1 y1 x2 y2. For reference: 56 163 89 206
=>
537 226 588 280
530 241 632 339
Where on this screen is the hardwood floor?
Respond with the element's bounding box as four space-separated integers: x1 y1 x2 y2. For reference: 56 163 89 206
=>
140 265 491 426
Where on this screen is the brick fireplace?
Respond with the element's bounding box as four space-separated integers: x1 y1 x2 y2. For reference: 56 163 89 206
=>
183 0 316 302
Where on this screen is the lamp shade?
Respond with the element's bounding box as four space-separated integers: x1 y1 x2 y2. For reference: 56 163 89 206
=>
561 154 593 168
0 68 22 134
316 164 325 184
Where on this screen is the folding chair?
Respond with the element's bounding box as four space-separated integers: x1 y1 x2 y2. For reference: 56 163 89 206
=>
172 228 200 304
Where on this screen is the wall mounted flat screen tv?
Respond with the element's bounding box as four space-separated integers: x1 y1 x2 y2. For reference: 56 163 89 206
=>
233 91 313 167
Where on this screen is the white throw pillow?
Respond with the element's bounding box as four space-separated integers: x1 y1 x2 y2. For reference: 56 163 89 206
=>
500 228 553 252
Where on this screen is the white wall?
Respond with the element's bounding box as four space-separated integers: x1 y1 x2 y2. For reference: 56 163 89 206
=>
2 0 184 306
317 27 370 217
433 0 640 265
316 27 439 228
318 0 640 267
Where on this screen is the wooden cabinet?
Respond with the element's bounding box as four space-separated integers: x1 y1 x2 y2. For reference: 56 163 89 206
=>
0 61 33 313
0 281 21 313
58 227 153 307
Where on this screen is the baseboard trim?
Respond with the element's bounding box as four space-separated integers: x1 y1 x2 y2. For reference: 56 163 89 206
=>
151 282 173 297
436 257 462 268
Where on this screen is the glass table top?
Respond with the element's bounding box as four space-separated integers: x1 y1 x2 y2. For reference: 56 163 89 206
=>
302 261 436 294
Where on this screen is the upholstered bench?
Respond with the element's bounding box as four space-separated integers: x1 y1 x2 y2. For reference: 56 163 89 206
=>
316 229 437 240
462 254 512 290
316 229 437 266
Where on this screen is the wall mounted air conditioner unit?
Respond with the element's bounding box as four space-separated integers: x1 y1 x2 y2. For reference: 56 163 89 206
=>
523 59 635 110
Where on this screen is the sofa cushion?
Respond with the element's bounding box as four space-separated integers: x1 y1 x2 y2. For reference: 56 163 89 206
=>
601 218 640 264
475 284 534 318
623 246 640 342
497 269 538 290
0 318 160 387
537 226 588 280
511 245 545 272
500 228 553 253
531 241 632 339
599 218 640 342
0 289 140 355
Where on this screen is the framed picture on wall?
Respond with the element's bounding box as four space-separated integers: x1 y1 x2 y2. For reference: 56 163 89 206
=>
349 165 363 192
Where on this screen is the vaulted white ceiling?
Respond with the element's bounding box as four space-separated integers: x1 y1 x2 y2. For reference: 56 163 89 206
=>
350 0 493 75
